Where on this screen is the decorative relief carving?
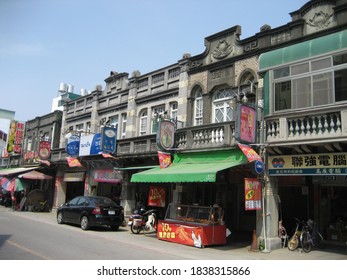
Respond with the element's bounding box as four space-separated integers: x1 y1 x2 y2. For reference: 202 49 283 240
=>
189 60 203 70
271 31 292 44
306 10 333 30
210 70 226 80
212 39 233 59
244 41 258 52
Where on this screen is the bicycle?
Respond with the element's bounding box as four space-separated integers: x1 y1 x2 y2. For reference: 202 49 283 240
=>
278 220 288 248
300 219 324 253
288 218 305 251
32 200 50 212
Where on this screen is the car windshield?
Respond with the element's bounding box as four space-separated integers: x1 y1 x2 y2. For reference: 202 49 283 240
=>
93 197 117 207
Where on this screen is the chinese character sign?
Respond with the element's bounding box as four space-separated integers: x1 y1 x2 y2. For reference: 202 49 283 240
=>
244 178 262 210
235 104 257 144
268 153 347 175
7 120 24 154
148 186 166 207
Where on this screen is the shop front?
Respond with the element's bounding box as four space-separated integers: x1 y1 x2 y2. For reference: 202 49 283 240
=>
92 168 122 204
131 148 257 247
63 171 85 202
268 152 347 246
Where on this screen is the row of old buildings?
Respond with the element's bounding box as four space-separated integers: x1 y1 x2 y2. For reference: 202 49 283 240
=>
1 0 347 250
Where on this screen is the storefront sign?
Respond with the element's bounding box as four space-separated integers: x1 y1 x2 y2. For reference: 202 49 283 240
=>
244 178 262 210
7 120 24 154
63 172 85 182
156 120 175 151
100 126 117 153
39 141 51 160
66 134 80 156
235 104 257 144
79 133 101 156
148 186 165 207
94 169 122 183
157 222 203 248
268 153 347 176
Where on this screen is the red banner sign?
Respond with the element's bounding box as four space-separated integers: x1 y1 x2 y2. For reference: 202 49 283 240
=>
244 178 262 210
148 186 166 207
158 151 171 169
157 222 204 247
39 141 51 160
238 143 262 162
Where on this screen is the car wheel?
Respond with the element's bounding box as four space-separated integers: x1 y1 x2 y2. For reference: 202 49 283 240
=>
57 212 64 224
81 216 89 230
111 225 119 231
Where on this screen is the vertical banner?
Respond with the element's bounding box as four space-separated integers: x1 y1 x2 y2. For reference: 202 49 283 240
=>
235 104 257 144
148 186 166 207
158 151 171 169
100 126 117 153
244 178 262 210
7 120 24 154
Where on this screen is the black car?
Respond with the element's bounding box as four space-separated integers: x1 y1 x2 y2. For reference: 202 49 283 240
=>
57 196 124 231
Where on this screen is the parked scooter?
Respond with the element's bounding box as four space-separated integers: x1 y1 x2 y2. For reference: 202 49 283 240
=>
128 208 157 234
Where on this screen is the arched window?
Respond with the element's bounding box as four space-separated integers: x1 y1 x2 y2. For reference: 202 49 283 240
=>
139 110 148 136
193 87 203 125
213 87 233 123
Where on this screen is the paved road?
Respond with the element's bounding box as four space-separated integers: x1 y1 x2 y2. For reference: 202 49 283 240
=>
0 206 346 260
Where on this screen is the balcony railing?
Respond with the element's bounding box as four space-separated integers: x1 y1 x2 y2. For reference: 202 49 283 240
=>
50 122 237 160
266 109 347 144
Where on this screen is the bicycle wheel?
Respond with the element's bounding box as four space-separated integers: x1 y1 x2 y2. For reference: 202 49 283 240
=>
300 231 312 253
314 231 324 249
288 234 299 251
279 226 288 248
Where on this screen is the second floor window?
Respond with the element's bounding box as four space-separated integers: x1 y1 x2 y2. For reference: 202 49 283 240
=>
213 87 233 123
152 105 165 134
170 102 178 121
140 110 148 136
121 114 127 139
194 88 203 126
273 52 347 112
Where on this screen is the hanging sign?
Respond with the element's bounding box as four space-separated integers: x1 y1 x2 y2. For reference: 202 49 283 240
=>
66 134 80 156
39 141 51 160
156 120 175 151
244 178 262 210
235 104 257 144
101 126 117 153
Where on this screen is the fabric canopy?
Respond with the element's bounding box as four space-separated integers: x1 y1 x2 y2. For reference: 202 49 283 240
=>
131 149 248 183
18 170 53 180
0 166 39 177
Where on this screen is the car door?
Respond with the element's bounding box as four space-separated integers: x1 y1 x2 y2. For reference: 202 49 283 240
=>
63 196 80 222
70 196 88 223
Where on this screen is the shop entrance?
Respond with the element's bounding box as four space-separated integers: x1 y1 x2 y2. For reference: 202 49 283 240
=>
66 182 84 202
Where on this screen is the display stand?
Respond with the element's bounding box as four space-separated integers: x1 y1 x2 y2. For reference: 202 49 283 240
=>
157 203 226 248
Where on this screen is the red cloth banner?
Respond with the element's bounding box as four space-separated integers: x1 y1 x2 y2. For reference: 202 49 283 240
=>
101 152 116 159
238 143 262 162
158 151 171 169
148 186 166 207
66 157 82 167
244 178 262 210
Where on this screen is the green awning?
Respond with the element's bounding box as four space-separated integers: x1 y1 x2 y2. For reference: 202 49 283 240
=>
130 149 248 183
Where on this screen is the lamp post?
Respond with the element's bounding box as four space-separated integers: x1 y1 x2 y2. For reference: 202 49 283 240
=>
230 91 271 252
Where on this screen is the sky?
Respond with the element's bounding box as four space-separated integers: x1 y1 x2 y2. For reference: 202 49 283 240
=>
0 0 309 123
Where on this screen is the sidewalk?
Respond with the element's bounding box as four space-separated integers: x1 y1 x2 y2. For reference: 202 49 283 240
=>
4 206 347 260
